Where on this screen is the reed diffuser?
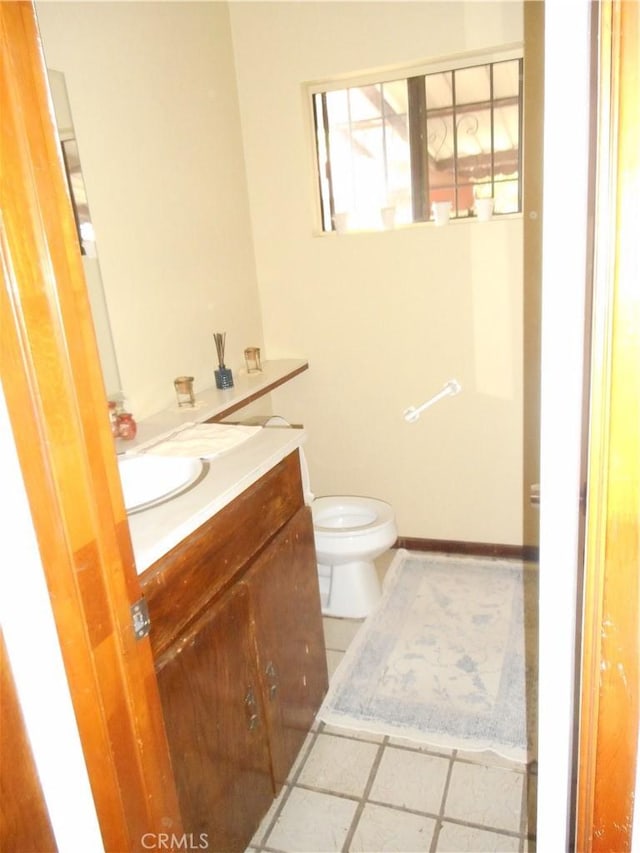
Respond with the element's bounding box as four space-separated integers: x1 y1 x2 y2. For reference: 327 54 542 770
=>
213 332 234 389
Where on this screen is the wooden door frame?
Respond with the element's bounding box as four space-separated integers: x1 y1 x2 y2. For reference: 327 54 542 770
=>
575 1 639 850
3 0 637 849
0 3 182 849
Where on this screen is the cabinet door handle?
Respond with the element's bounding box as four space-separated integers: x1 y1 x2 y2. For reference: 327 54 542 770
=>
265 661 279 700
244 685 260 731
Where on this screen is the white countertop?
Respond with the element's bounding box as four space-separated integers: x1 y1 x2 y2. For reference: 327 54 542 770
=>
130 426 308 576
115 358 310 576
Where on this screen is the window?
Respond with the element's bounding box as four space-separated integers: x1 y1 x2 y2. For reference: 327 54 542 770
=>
312 56 522 231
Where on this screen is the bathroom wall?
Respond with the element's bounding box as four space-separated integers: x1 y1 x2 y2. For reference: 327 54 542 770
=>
36 1 264 418
37 1 525 545
229 2 525 544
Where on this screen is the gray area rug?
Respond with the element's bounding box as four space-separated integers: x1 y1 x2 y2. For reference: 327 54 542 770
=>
318 550 538 763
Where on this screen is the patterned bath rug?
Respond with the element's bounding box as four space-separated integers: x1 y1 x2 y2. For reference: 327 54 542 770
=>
318 549 538 763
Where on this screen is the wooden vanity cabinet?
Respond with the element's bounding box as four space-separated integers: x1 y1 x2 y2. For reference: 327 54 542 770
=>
141 450 328 851
154 584 273 850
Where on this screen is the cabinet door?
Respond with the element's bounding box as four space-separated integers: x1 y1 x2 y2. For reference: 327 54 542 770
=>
245 506 329 788
155 585 272 852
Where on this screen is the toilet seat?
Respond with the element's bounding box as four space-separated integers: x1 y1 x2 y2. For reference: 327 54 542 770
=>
312 496 394 536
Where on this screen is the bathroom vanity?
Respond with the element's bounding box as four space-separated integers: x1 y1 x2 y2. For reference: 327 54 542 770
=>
137 436 328 850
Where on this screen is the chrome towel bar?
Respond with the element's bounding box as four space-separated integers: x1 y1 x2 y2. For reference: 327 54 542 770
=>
403 379 462 423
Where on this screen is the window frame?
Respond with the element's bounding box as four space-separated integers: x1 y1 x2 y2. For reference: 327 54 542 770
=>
307 46 524 233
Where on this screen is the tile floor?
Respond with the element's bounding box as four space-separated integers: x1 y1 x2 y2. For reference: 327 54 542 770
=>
248 551 537 853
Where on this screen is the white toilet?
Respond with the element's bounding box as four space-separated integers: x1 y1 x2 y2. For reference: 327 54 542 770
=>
231 416 397 619
312 496 397 618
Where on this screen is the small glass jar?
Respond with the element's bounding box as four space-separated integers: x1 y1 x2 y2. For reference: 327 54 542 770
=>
116 412 137 440
244 347 262 373
174 375 195 407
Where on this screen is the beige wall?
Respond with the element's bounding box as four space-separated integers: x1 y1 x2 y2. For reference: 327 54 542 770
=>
229 2 524 543
37 1 526 545
36 1 264 418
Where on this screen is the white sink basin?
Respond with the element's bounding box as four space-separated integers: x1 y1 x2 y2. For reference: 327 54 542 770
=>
117 454 206 514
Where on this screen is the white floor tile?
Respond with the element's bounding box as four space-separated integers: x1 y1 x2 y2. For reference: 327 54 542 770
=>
455 748 528 771
349 802 436 852
522 772 537 837
297 732 379 797
326 648 345 680
249 783 290 847
322 724 385 744
368 747 449 813
264 787 358 852
445 762 524 832
375 550 396 584
323 617 363 651
286 732 315 782
388 736 454 757
436 821 520 852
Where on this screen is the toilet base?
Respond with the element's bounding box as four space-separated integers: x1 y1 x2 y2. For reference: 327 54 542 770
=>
317 559 382 619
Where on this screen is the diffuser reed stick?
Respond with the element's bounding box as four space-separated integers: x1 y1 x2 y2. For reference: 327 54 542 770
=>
213 332 226 369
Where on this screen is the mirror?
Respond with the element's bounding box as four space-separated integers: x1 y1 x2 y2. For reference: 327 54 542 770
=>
47 69 122 400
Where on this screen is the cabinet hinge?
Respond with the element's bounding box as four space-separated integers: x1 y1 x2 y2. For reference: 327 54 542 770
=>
131 597 151 640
